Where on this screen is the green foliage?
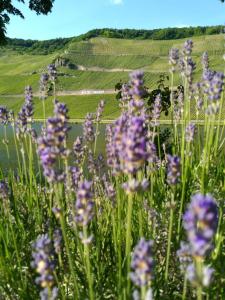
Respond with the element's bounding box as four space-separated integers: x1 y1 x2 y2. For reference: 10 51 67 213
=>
0 0 55 44
72 26 224 42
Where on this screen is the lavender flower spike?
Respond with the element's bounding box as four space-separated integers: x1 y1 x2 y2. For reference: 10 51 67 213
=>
183 193 218 257
31 234 58 299
185 123 196 143
169 48 179 72
130 238 154 287
166 155 181 185
75 180 95 227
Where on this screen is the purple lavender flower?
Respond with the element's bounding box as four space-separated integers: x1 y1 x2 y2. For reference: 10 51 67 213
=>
120 83 131 109
169 48 179 72
75 180 95 227
31 234 58 299
129 71 145 99
130 238 154 286
73 136 85 164
183 40 193 56
183 193 218 257
174 91 184 121
202 52 209 71
48 64 57 82
120 116 149 174
0 106 9 125
96 100 105 122
122 179 149 194
0 180 9 200
105 114 128 174
102 175 116 203
186 263 214 287
128 71 146 115
16 86 34 135
70 166 82 191
53 229 62 254
40 287 58 300
151 94 161 126
83 113 95 143
37 101 70 182
177 242 192 272
185 123 196 142
202 69 224 114
180 57 196 84
40 73 49 99
166 155 181 185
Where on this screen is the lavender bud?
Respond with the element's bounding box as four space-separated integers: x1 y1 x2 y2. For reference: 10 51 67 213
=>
185 123 196 142
166 155 181 185
75 180 94 227
130 238 154 286
183 193 218 257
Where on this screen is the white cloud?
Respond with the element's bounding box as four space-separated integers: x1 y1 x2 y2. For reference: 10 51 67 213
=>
110 0 123 5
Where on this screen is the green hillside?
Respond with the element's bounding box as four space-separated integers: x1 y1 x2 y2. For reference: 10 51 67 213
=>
0 33 224 119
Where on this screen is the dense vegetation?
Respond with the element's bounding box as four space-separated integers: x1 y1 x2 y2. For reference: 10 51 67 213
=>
5 37 71 55
1 25 224 55
0 0 55 44
73 26 224 42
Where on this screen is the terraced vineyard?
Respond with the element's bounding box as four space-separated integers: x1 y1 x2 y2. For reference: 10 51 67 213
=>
0 33 224 119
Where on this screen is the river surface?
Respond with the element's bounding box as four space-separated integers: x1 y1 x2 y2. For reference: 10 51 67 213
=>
0 122 107 172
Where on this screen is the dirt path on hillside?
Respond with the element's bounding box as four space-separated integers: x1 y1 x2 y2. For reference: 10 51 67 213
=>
0 89 117 98
76 65 166 73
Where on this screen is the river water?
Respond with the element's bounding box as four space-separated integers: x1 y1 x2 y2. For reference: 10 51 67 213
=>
0 122 107 172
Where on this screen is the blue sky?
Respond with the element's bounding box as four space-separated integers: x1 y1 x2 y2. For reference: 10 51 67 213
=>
7 0 225 40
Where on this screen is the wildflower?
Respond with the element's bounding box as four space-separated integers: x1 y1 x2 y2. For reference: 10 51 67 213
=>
174 91 184 121
105 114 128 174
52 207 62 219
202 69 224 114
186 263 214 287
73 136 85 164
166 155 181 185
183 193 218 257
130 238 154 286
120 116 149 174
70 166 82 191
0 106 9 125
0 180 9 198
185 123 196 142
31 234 58 299
96 100 105 122
128 71 146 115
75 180 95 227
169 48 179 72
151 94 161 126
120 83 131 109
83 113 95 143
177 242 192 272
37 101 70 182
40 73 49 99
129 70 146 100
102 175 116 203
48 64 57 82
183 40 193 56
122 179 149 195
53 229 62 254
202 52 209 71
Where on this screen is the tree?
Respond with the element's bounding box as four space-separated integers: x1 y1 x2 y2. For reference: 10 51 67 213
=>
0 0 55 44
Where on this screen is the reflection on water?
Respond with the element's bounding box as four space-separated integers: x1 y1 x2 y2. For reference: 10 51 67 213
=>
0 122 106 172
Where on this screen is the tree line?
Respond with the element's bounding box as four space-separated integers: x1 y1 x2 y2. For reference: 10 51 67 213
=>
1 25 224 55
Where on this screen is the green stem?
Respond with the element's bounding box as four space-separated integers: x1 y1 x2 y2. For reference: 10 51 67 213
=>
165 196 174 281
83 225 94 300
